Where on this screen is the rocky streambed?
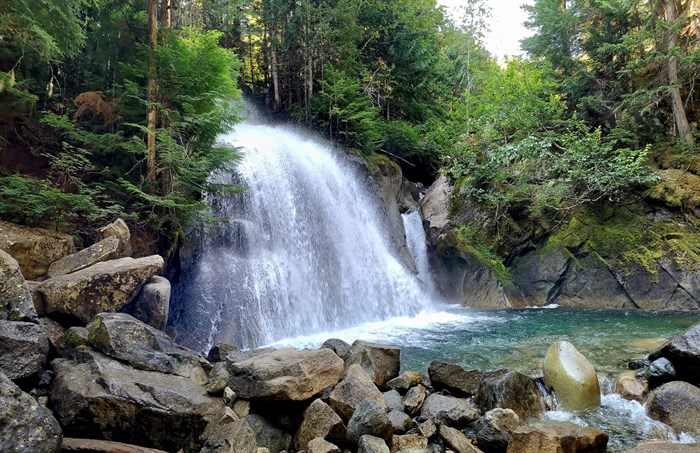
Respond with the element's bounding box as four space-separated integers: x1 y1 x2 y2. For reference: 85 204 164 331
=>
2 219 700 453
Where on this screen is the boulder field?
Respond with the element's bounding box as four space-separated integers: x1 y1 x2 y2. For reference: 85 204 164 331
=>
1 217 700 452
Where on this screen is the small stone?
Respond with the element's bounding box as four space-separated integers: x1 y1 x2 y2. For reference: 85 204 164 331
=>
392 433 429 452
384 389 405 412
439 426 482 453
615 371 648 402
387 410 413 433
308 437 341 453
420 394 479 428
404 384 427 415
474 408 519 453
204 362 230 395
358 435 390 453
347 398 393 445
418 420 437 438
386 371 423 393
645 358 676 387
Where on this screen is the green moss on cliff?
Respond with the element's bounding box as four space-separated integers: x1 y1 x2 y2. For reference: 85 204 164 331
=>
363 152 401 174
453 226 513 284
545 202 700 276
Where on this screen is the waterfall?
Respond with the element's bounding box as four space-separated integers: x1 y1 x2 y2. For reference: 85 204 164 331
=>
169 118 432 351
402 210 436 294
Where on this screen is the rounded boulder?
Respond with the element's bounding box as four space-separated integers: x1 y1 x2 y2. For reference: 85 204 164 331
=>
543 341 600 411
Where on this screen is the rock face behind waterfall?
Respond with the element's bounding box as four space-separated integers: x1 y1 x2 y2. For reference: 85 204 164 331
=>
420 173 700 311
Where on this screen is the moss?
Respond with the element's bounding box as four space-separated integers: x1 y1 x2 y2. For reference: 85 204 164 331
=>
363 152 400 174
654 147 700 175
453 226 513 284
644 169 700 211
545 202 700 276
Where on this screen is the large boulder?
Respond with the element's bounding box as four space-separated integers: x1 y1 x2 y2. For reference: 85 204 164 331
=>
0 371 62 453
419 394 479 428
476 372 546 419
245 414 293 453
348 340 401 387
98 218 132 257
649 322 700 385
506 421 608 453
200 409 256 453
329 364 386 421
37 255 164 324
0 248 38 322
123 275 171 330
474 408 520 453
403 384 427 415
227 348 344 401
347 398 393 445
0 320 49 380
50 351 225 452
295 398 346 451
647 381 700 435
543 341 601 411
428 361 508 397
0 220 75 280
46 236 121 278
86 312 209 383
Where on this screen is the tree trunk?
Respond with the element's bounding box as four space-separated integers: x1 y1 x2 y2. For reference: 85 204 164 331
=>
664 0 695 146
146 0 158 186
160 0 173 196
269 26 282 112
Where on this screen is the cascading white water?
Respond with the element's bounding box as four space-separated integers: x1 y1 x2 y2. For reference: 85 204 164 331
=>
170 118 432 351
402 210 435 294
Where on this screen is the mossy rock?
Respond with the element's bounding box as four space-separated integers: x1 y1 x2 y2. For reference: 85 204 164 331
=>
645 169 700 213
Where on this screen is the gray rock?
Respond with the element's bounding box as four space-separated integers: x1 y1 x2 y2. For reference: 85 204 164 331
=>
386 371 422 393
439 425 482 453
124 275 171 330
647 381 700 435
420 175 452 242
347 398 393 445
649 322 700 385
56 326 89 351
98 218 132 257
476 372 545 419
61 438 168 453
203 362 230 395
201 413 256 453
38 317 65 348
403 384 427 415
46 235 120 278
387 410 414 433
358 435 390 453
474 408 519 453
295 398 346 451
428 361 508 397
393 433 429 451
645 357 676 387
0 320 49 380
384 389 405 412
614 260 699 311
50 351 225 452
322 338 352 361
0 248 37 322
37 255 164 324
308 437 341 453
420 394 479 428
509 246 570 307
0 220 75 280
348 340 401 387
246 414 293 453
506 421 607 453
228 348 344 401
208 343 238 362
431 232 512 308
87 312 210 383
418 419 437 438
329 364 385 421
0 371 62 453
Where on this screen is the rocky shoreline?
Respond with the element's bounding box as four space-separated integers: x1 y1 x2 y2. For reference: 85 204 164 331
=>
2 219 700 453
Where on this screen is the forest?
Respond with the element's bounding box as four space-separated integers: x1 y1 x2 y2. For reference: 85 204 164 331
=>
0 0 698 260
